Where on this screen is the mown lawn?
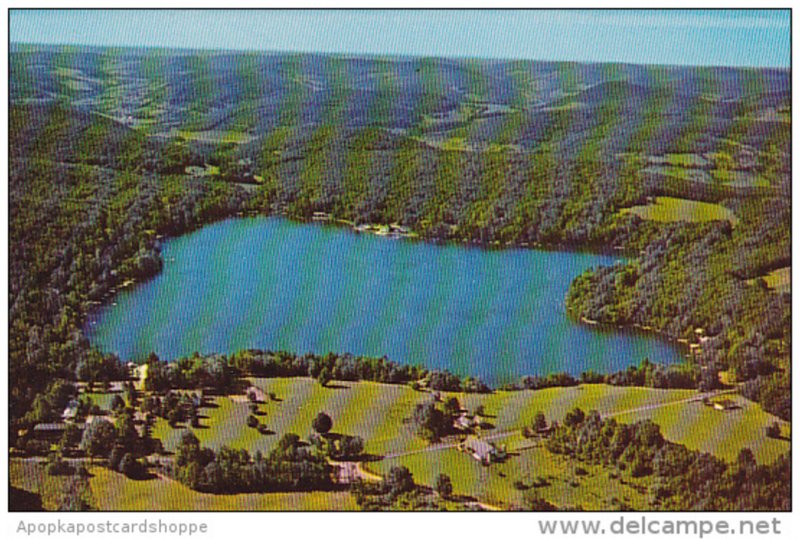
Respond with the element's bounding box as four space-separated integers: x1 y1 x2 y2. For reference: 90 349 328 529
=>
88 467 356 511
152 380 787 466
620 196 738 225
84 391 117 411
152 378 430 457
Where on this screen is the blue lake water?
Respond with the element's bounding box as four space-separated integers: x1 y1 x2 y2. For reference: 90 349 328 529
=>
85 217 682 385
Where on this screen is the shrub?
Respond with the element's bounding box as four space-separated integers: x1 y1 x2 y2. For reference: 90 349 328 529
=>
435 474 453 498
766 422 781 439
312 412 333 434
46 457 75 476
120 453 146 479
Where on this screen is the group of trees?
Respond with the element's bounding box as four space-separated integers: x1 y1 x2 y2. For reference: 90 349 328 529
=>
141 390 202 428
545 407 790 510
500 359 704 393
77 410 153 479
144 353 239 394
10 105 251 435
143 349 491 396
566 195 791 417
351 465 444 511
170 431 334 494
308 412 365 460
412 396 463 442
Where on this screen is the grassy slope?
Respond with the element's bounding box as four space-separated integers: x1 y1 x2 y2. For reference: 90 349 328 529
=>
620 196 738 225
15 380 787 511
763 267 791 294
9 460 356 511
88 467 357 511
150 379 786 465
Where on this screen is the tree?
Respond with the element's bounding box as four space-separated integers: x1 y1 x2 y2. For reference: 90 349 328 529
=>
564 407 585 428
330 435 365 460
522 489 557 511
737 448 756 471
80 419 117 460
533 411 548 432
435 473 453 499
766 422 781 439
312 412 333 434
168 407 183 428
58 476 94 511
109 446 125 471
475 404 486 417
116 409 139 449
413 402 449 442
120 453 145 479
176 431 201 467
317 367 333 387
443 396 461 418
111 394 126 413
59 422 83 451
276 433 301 452
189 407 200 428
125 382 138 408
385 466 415 496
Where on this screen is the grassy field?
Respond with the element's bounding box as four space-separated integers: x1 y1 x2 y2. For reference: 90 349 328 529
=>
88 467 357 511
176 129 251 144
746 266 791 295
364 385 788 510
10 459 72 511
84 391 117 410
150 379 787 466
763 267 791 294
24 379 785 511
367 443 652 510
9 460 357 511
620 196 738 225
152 378 431 458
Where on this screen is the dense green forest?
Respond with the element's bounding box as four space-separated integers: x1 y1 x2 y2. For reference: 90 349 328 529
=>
9 48 791 439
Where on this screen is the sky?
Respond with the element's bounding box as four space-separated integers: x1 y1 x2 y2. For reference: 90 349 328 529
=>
9 9 791 68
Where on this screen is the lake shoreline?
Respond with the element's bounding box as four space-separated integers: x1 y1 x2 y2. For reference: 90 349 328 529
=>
85 215 685 384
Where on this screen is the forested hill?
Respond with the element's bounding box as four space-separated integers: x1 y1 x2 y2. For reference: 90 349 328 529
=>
9 44 790 426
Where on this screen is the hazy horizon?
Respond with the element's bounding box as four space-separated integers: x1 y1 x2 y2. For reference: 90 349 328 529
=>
10 9 791 69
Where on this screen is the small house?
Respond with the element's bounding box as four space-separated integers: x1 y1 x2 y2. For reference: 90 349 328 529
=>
454 413 477 432
713 399 737 411
246 386 267 404
460 436 501 465
32 423 67 442
61 399 80 422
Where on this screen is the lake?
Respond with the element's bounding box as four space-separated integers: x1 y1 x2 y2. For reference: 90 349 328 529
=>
85 217 682 385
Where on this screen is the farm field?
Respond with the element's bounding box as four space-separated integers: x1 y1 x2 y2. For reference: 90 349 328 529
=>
620 196 738 225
